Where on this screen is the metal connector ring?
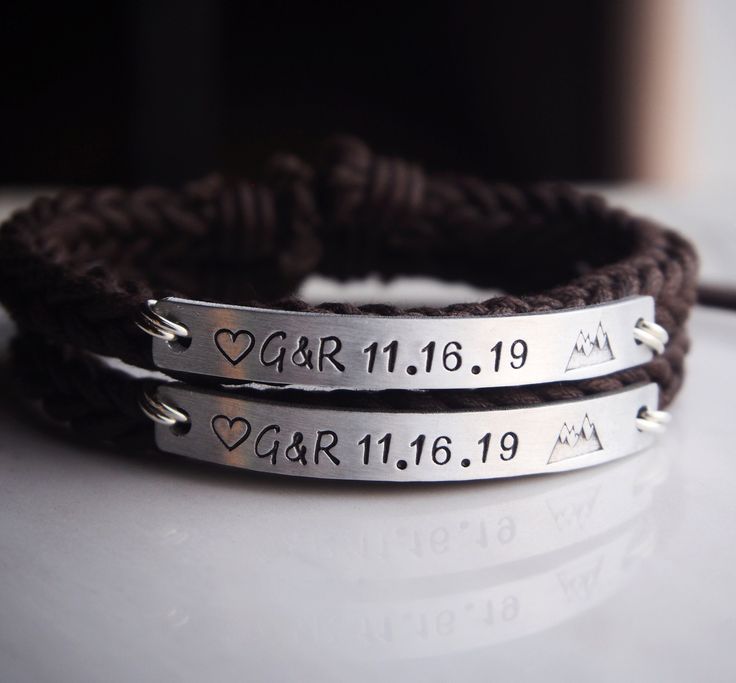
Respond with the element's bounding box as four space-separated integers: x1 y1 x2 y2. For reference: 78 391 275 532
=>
633 319 669 355
139 389 190 427
636 407 671 434
135 299 190 342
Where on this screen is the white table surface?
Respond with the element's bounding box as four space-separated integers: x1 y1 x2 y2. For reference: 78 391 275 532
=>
0 188 733 682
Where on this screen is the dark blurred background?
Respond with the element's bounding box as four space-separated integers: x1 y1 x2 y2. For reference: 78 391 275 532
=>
0 1 694 185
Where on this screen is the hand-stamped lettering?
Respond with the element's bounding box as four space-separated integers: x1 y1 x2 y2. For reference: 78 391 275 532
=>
291 336 314 369
255 424 280 465
260 331 287 372
285 431 308 465
213 326 539 381
209 417 527 470
318 336 345 372
314 430 340 465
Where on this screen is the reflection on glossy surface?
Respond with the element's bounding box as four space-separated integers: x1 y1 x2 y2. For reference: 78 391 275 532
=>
140 451 667 663
275 450 666 581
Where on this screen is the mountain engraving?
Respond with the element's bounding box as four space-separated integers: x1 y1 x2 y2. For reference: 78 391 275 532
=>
548 414 603 464
565 322 614 371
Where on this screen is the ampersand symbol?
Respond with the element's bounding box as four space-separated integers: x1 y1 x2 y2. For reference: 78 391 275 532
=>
291 336 314 369
285 432 307 465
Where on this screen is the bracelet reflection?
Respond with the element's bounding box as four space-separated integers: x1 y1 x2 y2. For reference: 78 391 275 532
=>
153 445 669 662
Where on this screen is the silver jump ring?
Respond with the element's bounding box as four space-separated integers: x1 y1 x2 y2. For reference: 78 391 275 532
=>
633 319 669 355
636 407 671 434
135 299 189 342
139 389 190 427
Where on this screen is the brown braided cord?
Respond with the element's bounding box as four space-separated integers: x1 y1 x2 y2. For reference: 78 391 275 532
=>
7 336 154 448
0 136 698 407
697 283 736 311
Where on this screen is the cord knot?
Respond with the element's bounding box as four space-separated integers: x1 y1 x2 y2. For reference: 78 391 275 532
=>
317 135 426 274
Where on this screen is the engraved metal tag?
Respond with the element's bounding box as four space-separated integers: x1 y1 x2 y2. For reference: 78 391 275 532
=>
154 383 659 482
152 296 656 390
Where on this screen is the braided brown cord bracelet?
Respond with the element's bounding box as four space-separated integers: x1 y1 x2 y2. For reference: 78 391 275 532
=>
0 137 699 482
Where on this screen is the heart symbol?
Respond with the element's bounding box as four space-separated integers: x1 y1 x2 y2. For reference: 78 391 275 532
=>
211 415 252 451
215 329 255 366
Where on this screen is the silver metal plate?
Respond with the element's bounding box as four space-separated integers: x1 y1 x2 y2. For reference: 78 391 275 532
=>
152 296 656 390
154 383 659 482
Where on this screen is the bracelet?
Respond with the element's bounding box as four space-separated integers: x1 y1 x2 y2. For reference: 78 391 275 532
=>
0 137 699 482
145 295 662 391
0 137 697 403
9 335 670 482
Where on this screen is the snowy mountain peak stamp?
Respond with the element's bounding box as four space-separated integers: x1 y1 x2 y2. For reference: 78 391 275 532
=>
548 414 603 464
565 322 614 371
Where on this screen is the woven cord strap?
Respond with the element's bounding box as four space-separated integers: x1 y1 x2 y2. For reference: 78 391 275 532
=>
0 136 698 408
